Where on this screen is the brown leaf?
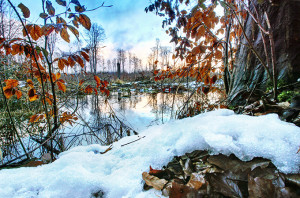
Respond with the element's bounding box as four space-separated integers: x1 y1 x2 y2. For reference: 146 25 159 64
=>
80 51 89 62
75 5 86 13
142 172 168 190
58 58 67 70
18 3 30 18
215 50 222 59
67 25 79 39
248 176 275 198
39 12 48 19
68 56 76 67
78 14 91 30
46 1 55 16
57 81 66 92
74 55 84 68
169 182 199 198
23 24 33 37
187 173 206 190
56 0 66 6
56 17 66 25
206 171 243 197
22 160 44 167
72 16 79 28
60 28 70 43
30 25 42 41
41 25 55 36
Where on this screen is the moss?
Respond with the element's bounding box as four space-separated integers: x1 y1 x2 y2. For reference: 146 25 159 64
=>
278 91 299 102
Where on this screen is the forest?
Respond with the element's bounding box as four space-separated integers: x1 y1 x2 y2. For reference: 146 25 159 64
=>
0 0 299 197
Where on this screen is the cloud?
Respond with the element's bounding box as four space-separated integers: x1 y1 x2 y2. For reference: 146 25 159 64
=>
86 0 171 51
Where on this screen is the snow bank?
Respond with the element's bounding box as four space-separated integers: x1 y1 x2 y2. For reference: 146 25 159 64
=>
0 109 299 198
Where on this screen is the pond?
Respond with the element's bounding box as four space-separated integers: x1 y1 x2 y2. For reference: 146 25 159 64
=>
60 90 221 149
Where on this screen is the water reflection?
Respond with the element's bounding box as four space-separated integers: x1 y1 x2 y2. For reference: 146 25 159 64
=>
61 91 221 148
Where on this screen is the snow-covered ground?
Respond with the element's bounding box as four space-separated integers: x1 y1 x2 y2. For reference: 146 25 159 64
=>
0 109 299 198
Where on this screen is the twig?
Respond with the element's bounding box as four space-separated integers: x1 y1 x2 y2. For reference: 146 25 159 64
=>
121 136 145 147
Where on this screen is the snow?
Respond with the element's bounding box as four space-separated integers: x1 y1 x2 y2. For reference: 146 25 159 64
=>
0 109 299 198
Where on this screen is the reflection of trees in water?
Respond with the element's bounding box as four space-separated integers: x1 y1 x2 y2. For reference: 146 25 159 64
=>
62 93 141 148
61 91 222 149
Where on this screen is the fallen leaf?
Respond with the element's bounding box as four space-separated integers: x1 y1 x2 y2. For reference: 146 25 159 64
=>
142 172 168 190
187 172 206 190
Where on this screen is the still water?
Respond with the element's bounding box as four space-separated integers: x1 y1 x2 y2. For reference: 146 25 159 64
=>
60 91 220 149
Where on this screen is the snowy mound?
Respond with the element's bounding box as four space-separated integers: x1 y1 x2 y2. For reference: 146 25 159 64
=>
0 109 299 198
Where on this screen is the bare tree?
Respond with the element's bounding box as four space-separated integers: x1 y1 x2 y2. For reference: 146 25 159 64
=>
117 48 126 74
160 46 171 69
107 59 111 72
112 58 117 73
85 23 105 74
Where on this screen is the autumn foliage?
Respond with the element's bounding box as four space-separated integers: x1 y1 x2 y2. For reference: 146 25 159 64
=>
146 0 246 97
0 0 110 161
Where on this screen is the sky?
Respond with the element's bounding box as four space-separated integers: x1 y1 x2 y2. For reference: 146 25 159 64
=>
10 0 173 64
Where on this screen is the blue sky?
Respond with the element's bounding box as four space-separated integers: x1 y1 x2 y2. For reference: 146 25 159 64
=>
10 0 172 61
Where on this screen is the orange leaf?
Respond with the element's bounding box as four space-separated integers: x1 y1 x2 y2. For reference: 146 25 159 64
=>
4 79 19 88
78 14 91 30
79 80 85 86
29 114 39 123
84 85 93 94
11 44 20 55
94 88 98 95
56 72 61 80
3 87 13 99
58 58 66 70
59 111 78 126
15 90 22 99
104 89 110 96
18 3 30 18
94 75 101 87
60 28 70 43
57 81 66 92
27 79 34 88
149 166 164 176
28 88 38 102
23 24 33 37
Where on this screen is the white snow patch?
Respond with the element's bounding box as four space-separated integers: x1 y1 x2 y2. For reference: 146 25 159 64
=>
0 109 299 198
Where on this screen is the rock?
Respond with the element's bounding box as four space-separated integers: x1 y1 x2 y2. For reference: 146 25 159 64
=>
228 1 300 105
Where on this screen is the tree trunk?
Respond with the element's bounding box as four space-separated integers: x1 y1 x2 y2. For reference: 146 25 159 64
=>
228 0 300 105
